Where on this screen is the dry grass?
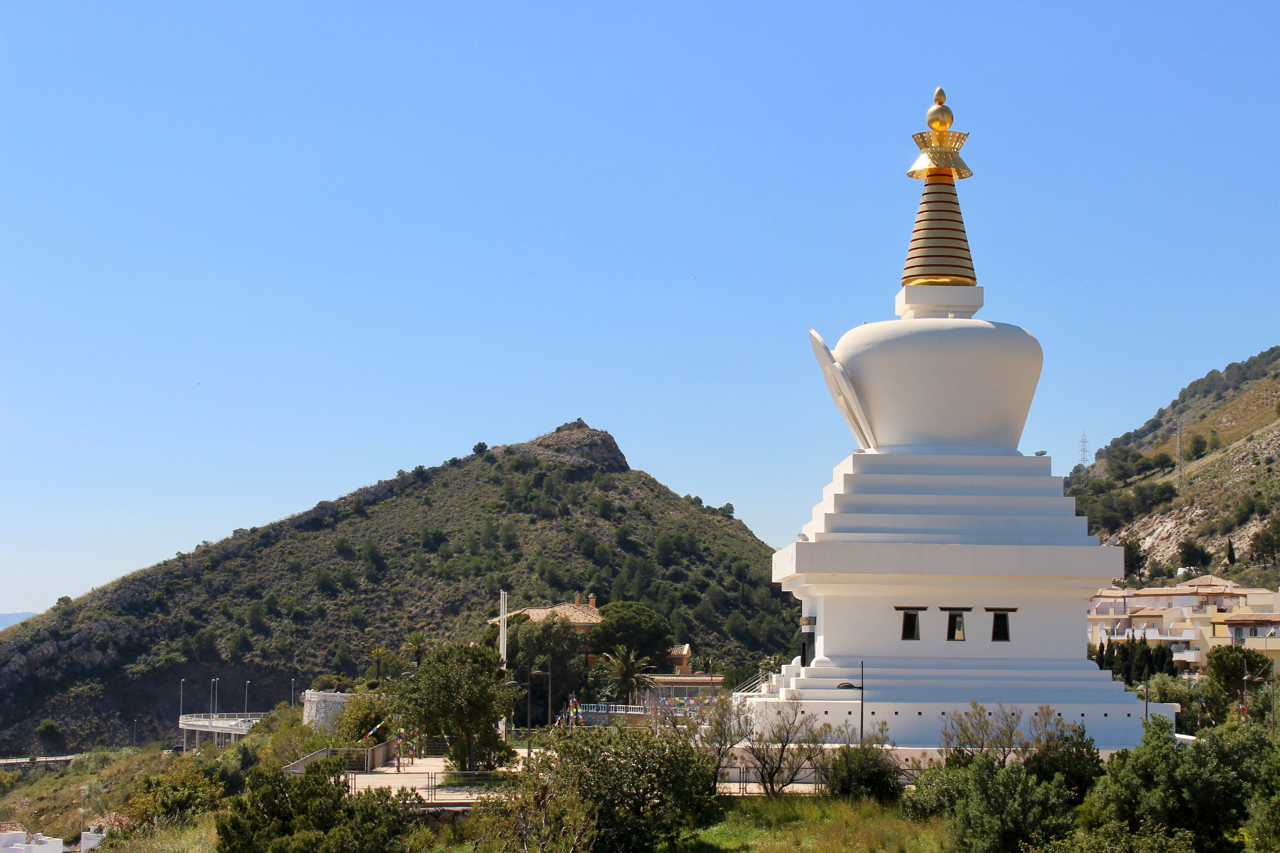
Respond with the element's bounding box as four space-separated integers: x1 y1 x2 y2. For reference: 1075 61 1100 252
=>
98 813 217 852
0 748 175 841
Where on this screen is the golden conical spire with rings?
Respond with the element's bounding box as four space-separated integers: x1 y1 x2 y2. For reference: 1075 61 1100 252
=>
902 88 977 286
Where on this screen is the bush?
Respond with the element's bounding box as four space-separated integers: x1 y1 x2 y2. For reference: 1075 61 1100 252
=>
35 718 61 744
948 753 1073 853
1024 822 1195 853
902 765 969 820
816 740 903 802
215 757 415 853
470 753 596 853
551 724 716 853
1023 722 1102 806
126 758 225 826
1080 716 1270 853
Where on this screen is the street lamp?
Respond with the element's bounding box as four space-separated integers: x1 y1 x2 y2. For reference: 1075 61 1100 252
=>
180 678 186 754
209 678 215 715
133 718 138 747
291 678 295 708
1268 628 1278 739
504 677 533 758
244 681 251 716
533 669 551 729
836 661 866 744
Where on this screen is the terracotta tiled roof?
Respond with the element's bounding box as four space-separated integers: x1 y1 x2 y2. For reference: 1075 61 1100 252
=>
649 674 724 685
1221 613 1280 624
1179 576 1241 588
487 602 603 626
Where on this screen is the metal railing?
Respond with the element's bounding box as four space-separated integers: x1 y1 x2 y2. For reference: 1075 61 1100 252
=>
577 703 648 715
179 713 268 728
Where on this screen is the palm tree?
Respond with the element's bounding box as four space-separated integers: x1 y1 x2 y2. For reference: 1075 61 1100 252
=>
601 645 655 705
370 646 390 681
400 631 429 668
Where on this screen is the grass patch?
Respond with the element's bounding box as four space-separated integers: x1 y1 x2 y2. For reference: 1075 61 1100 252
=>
99 813 217 852
677 797 950 852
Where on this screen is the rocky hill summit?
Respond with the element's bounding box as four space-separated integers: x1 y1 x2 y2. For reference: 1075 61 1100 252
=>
0 421 794 754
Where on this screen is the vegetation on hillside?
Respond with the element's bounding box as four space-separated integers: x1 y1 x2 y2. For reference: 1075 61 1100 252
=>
0 421 796 754
1071 347 1280 580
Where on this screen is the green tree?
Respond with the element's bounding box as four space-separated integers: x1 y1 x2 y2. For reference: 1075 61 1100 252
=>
1206 645 1273 714
599 646 655 705
1177 538 1211 569
333 691 393 746
1120 538 1147 579
34 718 61 745
127 758 226 826
1184 434 1208 461
470 752 596 853
400 631 429 668
1107 445 1142 482
1080 716 1271 853
589 601 673 665
215 757 412 853
1022 722 1102 806
511 615 585 725
392 642 517 771
368 646 391 681
948 753 1074 853
551 724 716 853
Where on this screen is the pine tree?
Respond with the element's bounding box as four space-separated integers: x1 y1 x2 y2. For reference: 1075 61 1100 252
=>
1227 538 1237 565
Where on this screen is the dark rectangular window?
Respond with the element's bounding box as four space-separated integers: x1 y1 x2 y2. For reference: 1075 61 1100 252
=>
902 611 920 640
947 612 965 641
992 612 1010 642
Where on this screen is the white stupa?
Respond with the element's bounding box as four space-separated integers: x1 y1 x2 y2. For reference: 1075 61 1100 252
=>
738 89 1173 749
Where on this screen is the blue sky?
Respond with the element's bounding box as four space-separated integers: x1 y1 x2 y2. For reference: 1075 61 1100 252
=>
2 3 1278 612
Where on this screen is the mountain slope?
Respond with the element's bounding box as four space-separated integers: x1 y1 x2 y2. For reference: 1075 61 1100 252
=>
1077 348 1280 573
0 421 796 754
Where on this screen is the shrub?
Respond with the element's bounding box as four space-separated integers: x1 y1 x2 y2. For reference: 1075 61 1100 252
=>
815 728 903 802
470 753 596 853
35 718 62 744
1024 822 1195 853
902 765 969 820
314 568 336 594
948 753 1073 853
1081 716 1270 853
126 758 225 826
215 757 415 853
551 724 716 853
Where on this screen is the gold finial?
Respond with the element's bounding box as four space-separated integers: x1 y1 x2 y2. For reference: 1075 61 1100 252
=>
906 87 970 180
926 87 953 131
901 87 977 286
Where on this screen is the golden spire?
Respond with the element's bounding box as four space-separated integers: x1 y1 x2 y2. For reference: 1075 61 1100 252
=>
901 88 977 286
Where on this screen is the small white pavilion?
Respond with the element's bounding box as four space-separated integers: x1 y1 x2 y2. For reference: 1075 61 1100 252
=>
737 89 1174 749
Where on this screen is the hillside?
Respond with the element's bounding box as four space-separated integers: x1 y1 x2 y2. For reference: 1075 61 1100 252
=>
1074 347 1280 575
0 421 796 755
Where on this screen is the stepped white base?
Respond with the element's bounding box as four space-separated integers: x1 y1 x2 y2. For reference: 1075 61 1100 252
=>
738 658 1174 750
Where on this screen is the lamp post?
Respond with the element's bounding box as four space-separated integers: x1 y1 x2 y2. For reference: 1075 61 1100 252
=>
244 681 251 716
837 661 866 744
209 678 215 715
180 678 186 754
533 669 551 728
1268 628 1277 738
504 675 533 758
133 718 138 747
291 678 296 708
